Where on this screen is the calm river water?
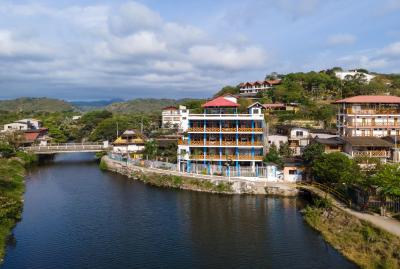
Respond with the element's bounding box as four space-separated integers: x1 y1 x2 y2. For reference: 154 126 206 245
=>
1 153 357 269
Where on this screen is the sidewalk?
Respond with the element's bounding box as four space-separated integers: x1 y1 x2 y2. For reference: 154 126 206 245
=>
308 186 400 237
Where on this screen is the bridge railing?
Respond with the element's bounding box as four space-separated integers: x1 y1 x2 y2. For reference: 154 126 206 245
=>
297 182 352 207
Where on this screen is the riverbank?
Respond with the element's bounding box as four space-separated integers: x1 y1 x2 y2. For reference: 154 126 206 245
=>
0 153 36 263
304 199 400 269
101 156 300 196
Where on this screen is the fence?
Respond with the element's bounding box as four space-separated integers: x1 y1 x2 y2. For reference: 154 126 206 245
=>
350 187 400 214
107 153 277 179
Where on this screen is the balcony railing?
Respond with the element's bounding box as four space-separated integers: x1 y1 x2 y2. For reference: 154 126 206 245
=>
188 127 263 132
189 154 263 160
179 140 263 146
353 151 390 158
347 122 400 127
346 109 400 115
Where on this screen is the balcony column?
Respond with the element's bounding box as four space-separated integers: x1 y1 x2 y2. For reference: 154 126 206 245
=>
203 119 206 166
219 119 222 170
236 119 239 175
251 120 255 159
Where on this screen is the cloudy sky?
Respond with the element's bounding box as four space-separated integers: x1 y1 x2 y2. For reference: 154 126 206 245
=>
0 0 400 100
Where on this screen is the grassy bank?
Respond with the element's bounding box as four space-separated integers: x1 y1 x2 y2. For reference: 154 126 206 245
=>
0 152 37 263
303 199 400 269
131 170 234 194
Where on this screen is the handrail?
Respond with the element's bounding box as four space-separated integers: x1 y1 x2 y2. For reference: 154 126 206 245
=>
298 182 351 206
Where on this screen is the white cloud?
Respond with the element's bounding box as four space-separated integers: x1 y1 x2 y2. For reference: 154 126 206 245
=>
0 1 268 98
189 45 266 70
108 2 162 36
0 30 53 59
327 34 357 46
380 41 400 57
108 31 167 56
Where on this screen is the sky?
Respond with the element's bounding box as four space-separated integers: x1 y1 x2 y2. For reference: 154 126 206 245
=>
0 0 400 100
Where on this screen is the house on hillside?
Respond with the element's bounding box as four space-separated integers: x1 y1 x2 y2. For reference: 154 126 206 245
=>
312 137 345 153
113 130 146 158
247 102 299 115
335 95 400 137
276 125 310 156
341 136 393 163
161 105 188 129
3 118 42 132
239 79 281 97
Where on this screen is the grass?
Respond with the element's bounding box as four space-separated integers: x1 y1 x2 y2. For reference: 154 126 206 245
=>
132 171 234 193
99 159 108 171
303 199 400 269
0 157 27 263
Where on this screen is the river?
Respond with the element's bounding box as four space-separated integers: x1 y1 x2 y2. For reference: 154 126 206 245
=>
1 153 357 269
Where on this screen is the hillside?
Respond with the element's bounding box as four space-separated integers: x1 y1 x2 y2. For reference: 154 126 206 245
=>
0 98 75 112
70 98 124 111
106 98 182 114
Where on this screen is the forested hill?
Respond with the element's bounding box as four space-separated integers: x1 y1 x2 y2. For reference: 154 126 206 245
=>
0 97 75 112
105 98 200 114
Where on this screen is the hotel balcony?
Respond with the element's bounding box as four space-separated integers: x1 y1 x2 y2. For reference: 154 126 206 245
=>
345 108 400 115
178 139 263 147
352 150 391 158
346 122 400 128
187 127 263 133
189 154 263 161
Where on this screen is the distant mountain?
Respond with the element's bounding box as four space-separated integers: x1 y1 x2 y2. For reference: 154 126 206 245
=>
70 98 124 111
106 98 181 114
0 97 75 112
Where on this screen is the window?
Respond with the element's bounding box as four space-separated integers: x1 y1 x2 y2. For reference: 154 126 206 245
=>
296 131 303 137
289 170 296 175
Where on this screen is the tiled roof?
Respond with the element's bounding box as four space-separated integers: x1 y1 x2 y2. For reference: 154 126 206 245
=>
202 96 239 108
23 132 39 143
335 95 400 104
342 137 393 147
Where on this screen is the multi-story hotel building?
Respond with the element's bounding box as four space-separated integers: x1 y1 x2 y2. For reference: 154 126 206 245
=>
239 79 281 97
177 95 266 174
336 95 400 137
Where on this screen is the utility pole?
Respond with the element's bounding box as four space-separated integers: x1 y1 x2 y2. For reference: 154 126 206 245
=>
116 122 119 138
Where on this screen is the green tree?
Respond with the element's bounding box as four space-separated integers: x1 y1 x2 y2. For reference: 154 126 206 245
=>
278 142 292 158
0 143 15 158
312 152 360 185
302 142 324 165
373 163 400 196
143 140 158 160
264 144 283 167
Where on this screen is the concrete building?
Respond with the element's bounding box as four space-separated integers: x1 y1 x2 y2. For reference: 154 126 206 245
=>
335 95 400 137
161 105 188 129
3 118 41 131
276 125 310 156
177 95 266 174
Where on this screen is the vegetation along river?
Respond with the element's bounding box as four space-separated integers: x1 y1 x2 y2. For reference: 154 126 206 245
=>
1 153 357 269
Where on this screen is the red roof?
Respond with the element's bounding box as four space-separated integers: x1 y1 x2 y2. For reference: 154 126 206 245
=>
24 132 39 143
202 96 239 108
265 79 281 85
335 95 400 104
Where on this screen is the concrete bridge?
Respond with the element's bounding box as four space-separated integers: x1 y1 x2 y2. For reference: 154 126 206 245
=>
21 142 112 154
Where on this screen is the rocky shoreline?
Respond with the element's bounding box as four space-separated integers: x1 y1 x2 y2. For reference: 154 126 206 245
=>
101 156 300 196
